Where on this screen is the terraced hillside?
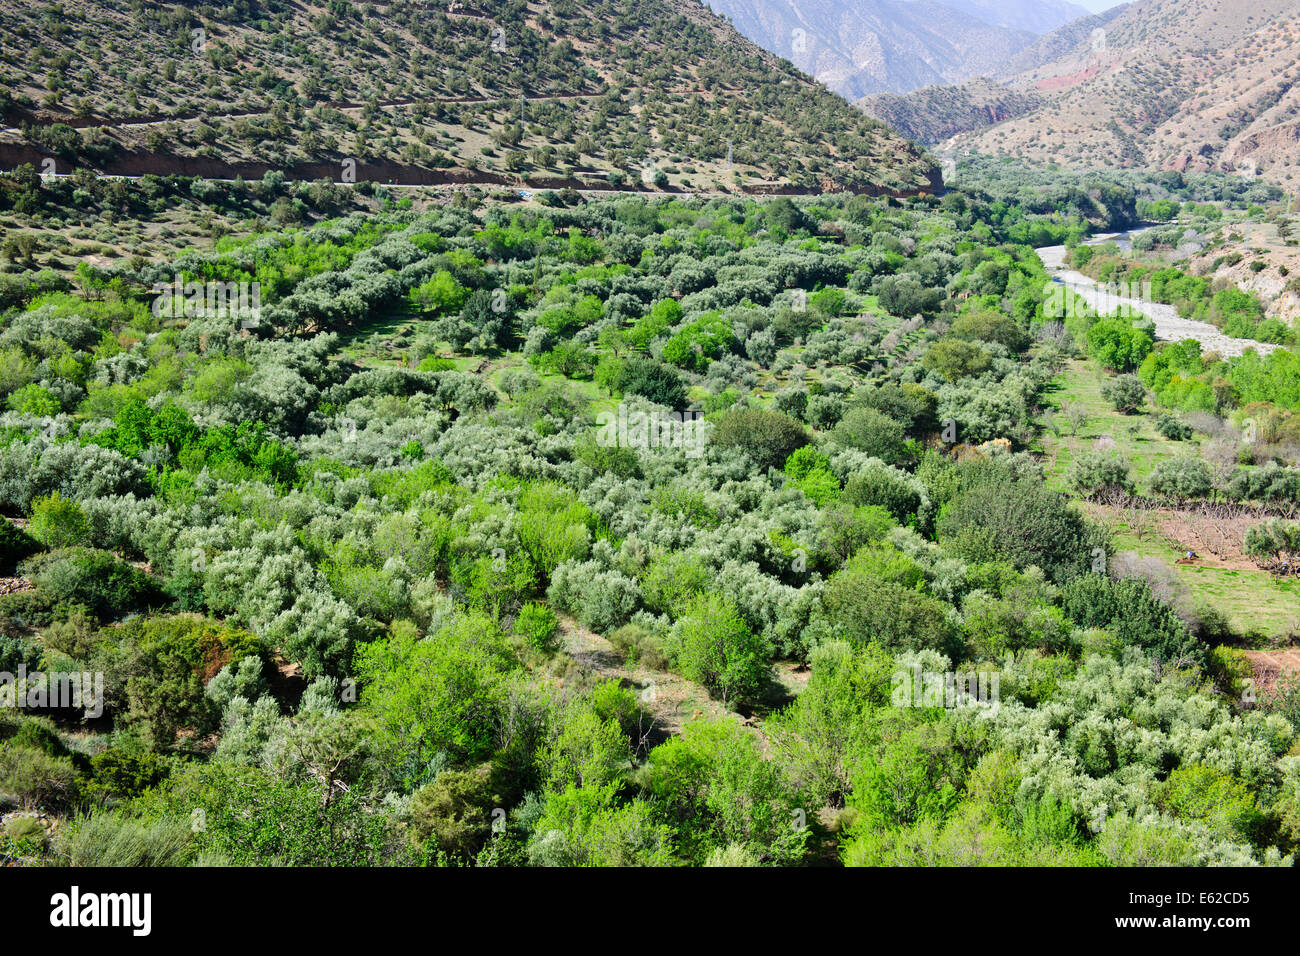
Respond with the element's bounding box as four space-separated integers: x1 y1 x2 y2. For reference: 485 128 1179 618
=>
0 0 938 195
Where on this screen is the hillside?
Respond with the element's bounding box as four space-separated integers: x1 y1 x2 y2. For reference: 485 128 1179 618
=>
0 0 938 195
858 77 1045 145
703 0 1042 98
704 0 1097 100
856 0 1300 187
939 0 1090 34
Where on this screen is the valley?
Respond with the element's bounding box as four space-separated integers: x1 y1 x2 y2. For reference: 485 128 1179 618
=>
0 0 1299 899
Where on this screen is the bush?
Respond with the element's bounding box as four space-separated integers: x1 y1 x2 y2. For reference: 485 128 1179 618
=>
667 594 770 708
0 519 40 574
28 492 90 549
1087 319 1153 371
922 339 992 382
7 384 61 415
20 548 160 620
831 407 907 464
842 461 924 523
819 565 960 658
515 601 559 653
356 613 517 767
1100 375 1146 414
1066 449 1134 497
616 357 687 408
807 394 845 429
857 383 938 436
1244 520 1300 566
112 615 261 749
0 633 40 673
662 313 734 372
951 310 1027 352
710 409 809 472
409 766 498 860
607 623 669 670
1155 414 1193 441
1148 458 1212 501
1061 575 1201 664
58 812 193 867
937 480 1104 583
86 748 170 801
0 744 78 811
876 275 943 317
773 387 808 420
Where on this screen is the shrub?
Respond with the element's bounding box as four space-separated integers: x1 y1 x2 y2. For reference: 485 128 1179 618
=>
607 623 669 670
86 748 170 801
112 615 261 749
1086 319 1153 371
857 383 938 436
1061 575 1201 664
831 407 907 464
20 548 160 620
1066 449 1135 497
784 447 840 506
662 313 734 372
819 558 961 658
842 461 924 523
7 384 61 415
409 766 498 860
1244 520 1300 566
710 409 809 472
0 519 41 573
1100 375 1146 414
515 601 559 653
1148 458 1212 501
876 275 942 317
28 492 90 549
922 339 992 382
616 357 687 408
807 394 845 429
937 480 1104 583
0 744 78 811
58 812 193 867
667 594 770 708
773 387 808 420
1155 414 1193 441
951 310 1027 352
356 613 516 767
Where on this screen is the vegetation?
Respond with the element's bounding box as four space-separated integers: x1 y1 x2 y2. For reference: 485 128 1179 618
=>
0 161 1297 873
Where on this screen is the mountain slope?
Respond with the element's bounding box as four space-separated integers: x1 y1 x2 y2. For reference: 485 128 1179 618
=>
991 5 1126 78
935 0 1091 34
0 0 938 195
703 0 1044 98
962 0 1300 181
858 78 1046 145
855 0 1300 184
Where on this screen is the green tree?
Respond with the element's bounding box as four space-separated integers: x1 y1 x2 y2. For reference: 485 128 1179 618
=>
28 492 90 549
922 339 992 382
668 594 770 708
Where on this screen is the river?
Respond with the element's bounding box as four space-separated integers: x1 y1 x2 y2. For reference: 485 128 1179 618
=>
1035 230 1283 359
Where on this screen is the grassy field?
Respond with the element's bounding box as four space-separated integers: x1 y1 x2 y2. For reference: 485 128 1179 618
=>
1039 358 1200 492
1088 503 1300 641
1043 358 1300 641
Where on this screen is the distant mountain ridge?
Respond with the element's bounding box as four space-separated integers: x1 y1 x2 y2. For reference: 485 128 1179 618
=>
856 0 1300 186
703 0 1091 98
